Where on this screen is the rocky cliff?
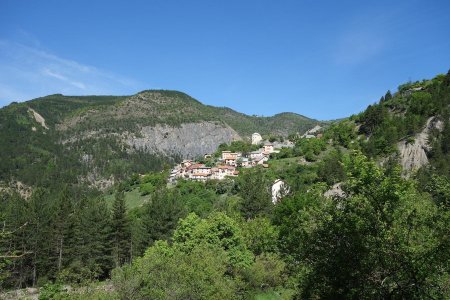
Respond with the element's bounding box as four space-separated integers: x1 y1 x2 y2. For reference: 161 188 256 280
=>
397 116 444 174
125 122 241 159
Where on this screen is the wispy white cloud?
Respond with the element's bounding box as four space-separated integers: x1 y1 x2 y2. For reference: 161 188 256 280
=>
41 68 87 90
0 39 143 106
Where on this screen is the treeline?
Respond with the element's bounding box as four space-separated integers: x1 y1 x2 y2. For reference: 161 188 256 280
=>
0 167 275 291
0 186 113 288
2 149 449 299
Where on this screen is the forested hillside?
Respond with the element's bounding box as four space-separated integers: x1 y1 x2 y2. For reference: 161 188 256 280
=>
0 91 319 192
1 71 449 299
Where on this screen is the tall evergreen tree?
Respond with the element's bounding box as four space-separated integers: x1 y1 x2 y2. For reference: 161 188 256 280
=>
53 187 73 275
112 190 130 267
385 90 392 101
142 189 186 246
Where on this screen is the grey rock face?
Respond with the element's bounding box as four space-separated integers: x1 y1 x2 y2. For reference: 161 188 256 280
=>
397 116 443 174
126 122 242 159
324 182 346 199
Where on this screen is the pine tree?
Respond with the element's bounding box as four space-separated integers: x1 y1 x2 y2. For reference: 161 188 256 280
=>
28 188 54 286
384 90 392 101
84 197 113 279
112 190 130 267
142 189 186 247
53 187 72 275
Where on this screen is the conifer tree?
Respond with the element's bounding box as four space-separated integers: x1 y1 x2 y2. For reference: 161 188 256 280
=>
142 189 186 246
112 190 130 267
384 90 392 101
53 187 72 274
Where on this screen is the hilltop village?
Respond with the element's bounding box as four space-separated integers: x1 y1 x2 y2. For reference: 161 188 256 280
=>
169 132 295 183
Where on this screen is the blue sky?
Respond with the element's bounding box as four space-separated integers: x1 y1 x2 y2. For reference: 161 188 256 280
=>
1 0 449 120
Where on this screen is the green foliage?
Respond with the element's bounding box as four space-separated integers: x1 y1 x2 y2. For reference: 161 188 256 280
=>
173 212 254 268
317 148 346 185
0 188 115 289
112 191 130 267
241 217 279 255
237 168 273 220
294 138 326 160
425 174 450 207
39 282 65 300
113 241 236 300
324 120 358 148
141 188 186 246
138 172 166 195
358 103 387 135
113 213 287 299
240 253 286 293
174 179 218 217
276 151 449 299
216 140 260 156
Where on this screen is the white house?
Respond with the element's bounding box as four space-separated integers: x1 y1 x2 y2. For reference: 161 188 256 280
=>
190 173 210 181
190 165 211 175
239 157 250 168
252 133 263 145
225 158 237 166
222 151 239 160
263 142 274 153
249 150 263 160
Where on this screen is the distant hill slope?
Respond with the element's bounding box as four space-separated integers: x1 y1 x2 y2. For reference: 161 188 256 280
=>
0 90 319 190
324 70 450 178
50 90 318 136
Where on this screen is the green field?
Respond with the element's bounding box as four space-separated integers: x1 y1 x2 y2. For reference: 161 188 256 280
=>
103 187 150 210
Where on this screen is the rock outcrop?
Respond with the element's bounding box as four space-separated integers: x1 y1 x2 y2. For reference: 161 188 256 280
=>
28 108 49 129
126 122 242 159
397 116 443 174
301 125 322 138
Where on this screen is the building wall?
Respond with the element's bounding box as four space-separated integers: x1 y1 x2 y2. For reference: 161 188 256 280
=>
252 133 262 145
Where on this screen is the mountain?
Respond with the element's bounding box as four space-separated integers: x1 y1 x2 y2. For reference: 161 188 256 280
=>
0 90 319 190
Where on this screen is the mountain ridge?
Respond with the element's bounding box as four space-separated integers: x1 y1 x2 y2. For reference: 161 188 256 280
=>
0 90 320 190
